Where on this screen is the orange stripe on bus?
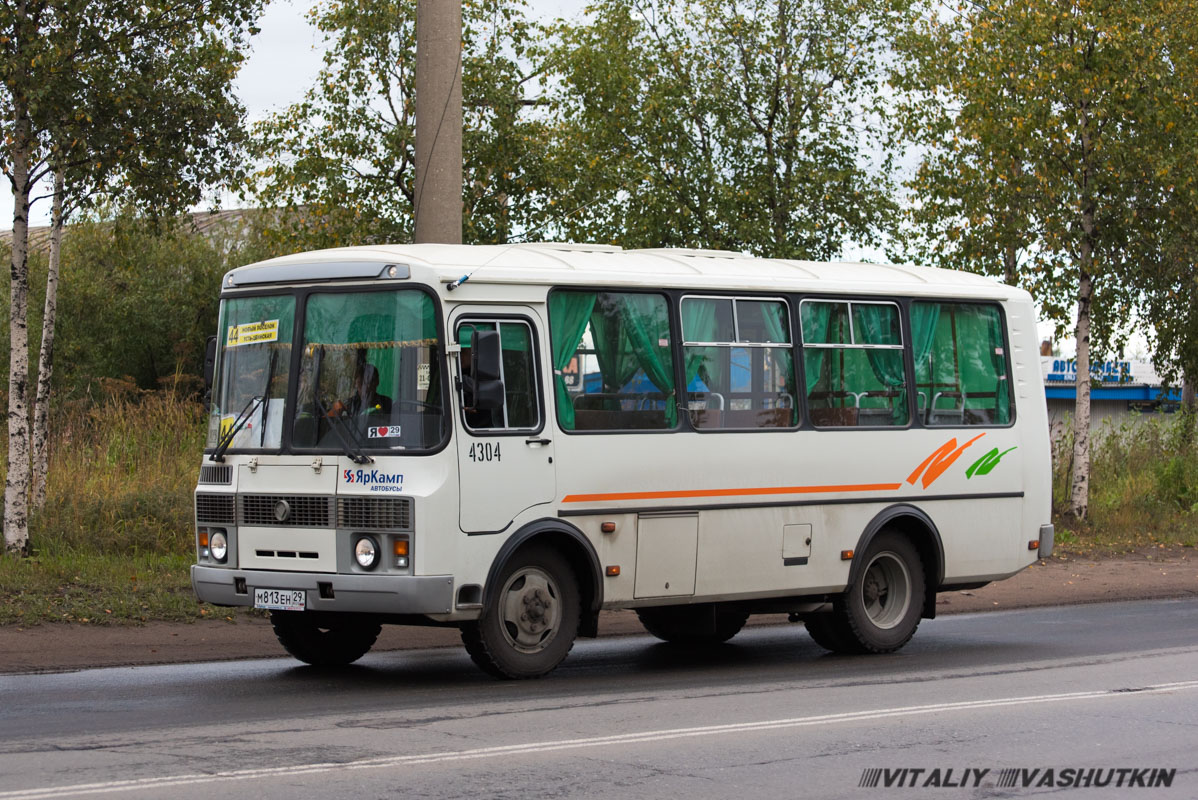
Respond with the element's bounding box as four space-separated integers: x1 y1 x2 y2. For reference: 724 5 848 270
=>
561 483 904 504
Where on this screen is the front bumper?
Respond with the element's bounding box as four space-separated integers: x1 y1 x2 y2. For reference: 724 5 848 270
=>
192 565 454 615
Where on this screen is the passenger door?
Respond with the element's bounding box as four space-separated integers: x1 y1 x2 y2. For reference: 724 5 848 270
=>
452 308 556 533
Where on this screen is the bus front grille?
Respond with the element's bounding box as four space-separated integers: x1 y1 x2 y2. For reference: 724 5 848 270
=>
198 465 233 484
338 497 413 531
195 494 236 524
239 495 333 528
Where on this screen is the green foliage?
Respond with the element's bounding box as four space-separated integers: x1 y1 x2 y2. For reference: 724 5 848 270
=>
545 0 900 257
891 0 1198 353
251 0 552 249
0 0 265 215
45 212 285 395
1053 411 1198 548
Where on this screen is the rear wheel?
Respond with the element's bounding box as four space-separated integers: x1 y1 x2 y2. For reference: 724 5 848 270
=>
461 547 580 679
805 531 925 654
637 604 749 645
270 611 381 666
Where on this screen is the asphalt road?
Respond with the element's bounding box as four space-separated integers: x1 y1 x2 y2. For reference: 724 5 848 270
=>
1 599 1196 799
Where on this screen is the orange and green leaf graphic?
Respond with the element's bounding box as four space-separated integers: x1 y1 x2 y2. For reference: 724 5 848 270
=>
906 433 986 489
965 446 1017 479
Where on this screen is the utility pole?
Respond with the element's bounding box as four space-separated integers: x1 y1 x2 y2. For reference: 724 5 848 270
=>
414 0 463 244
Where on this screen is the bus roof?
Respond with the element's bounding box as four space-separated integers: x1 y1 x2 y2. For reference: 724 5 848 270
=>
224 242 1027 302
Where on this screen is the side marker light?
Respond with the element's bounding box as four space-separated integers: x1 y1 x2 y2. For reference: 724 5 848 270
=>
605 566 621 577
840 549 854 561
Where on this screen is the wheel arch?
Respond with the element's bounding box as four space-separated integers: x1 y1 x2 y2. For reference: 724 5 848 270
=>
850 504 944 620
482 518 603 637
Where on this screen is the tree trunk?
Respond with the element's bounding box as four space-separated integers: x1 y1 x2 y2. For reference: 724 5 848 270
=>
1183 374 1195 412
413 0 463 244
32 170 64 510
1069 268 1093 519
4 112 34 555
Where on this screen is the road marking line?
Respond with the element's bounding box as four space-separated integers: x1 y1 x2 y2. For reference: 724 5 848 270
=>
5 680 1198 799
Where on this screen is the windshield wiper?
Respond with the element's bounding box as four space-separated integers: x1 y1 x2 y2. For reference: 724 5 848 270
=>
316 399 374 465
210 347 279 462
209 394 263 462
308 345 373 465
259 348 279 447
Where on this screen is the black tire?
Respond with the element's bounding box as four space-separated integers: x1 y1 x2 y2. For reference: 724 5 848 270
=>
461 547 580 679
806 531 925 654
270 611 381 666
636 604 749 645
804 613 859 653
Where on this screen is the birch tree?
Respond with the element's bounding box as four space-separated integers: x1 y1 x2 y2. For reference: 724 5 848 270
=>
891 0 1198 518
1 0 263 553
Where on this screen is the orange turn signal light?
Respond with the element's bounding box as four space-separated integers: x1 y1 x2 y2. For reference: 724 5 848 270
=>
840 549 854 560
1028 540 1040 551
600 521 616 534
394 539 409 556
605 565 621 577
199 531 209 548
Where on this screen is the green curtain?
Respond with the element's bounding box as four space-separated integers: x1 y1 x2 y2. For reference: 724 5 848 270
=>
985 309 1012 424
851 304 908 424
682 298 724 391
760 302 799 423
589 303 640 396
616 293 677 426
800 302 832 398
910 302 942 419
549 291 597 430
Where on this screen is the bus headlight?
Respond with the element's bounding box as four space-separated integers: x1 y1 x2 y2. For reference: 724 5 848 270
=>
354 536 380 570
209 530 228 563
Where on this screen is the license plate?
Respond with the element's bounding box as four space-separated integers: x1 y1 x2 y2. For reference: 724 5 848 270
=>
254 588 306 611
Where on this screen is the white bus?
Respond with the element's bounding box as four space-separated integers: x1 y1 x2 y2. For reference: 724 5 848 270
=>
193 243 1052 679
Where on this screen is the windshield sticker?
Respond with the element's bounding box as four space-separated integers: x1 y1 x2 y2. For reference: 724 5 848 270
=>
367 425 402 439
343 468 404 492
219 415 235 441
417 362 430 391
227 319 279 347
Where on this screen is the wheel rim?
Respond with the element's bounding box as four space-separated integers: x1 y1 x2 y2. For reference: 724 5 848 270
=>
498 566 562 653
859 551 911 629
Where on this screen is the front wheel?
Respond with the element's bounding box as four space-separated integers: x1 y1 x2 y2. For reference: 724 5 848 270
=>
270 611 381 666
461 547 580 679
805 531 925 654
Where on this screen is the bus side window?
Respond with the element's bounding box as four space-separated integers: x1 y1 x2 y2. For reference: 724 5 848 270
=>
912 302 1012 426
801 300 909 428
457 320 541 432
549 291 678 432
682 296 798 430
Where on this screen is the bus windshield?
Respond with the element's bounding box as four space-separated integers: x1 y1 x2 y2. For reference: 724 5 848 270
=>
292 288 445 452
206 294 295 451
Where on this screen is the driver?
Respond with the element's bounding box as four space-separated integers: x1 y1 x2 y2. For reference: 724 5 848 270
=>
331 362 392 416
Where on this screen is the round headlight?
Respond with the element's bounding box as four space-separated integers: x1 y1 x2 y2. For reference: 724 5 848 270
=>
210 531 228 563
354 536 379 569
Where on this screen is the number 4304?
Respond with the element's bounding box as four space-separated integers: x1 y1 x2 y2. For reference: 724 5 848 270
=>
469 442 501 462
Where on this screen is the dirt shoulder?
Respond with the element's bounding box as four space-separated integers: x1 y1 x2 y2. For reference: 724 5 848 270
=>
2 548 1194 675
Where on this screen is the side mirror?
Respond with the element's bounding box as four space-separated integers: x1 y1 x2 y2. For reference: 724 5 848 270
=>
470 329 502 381
202 335 218 391
466 329 505 411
